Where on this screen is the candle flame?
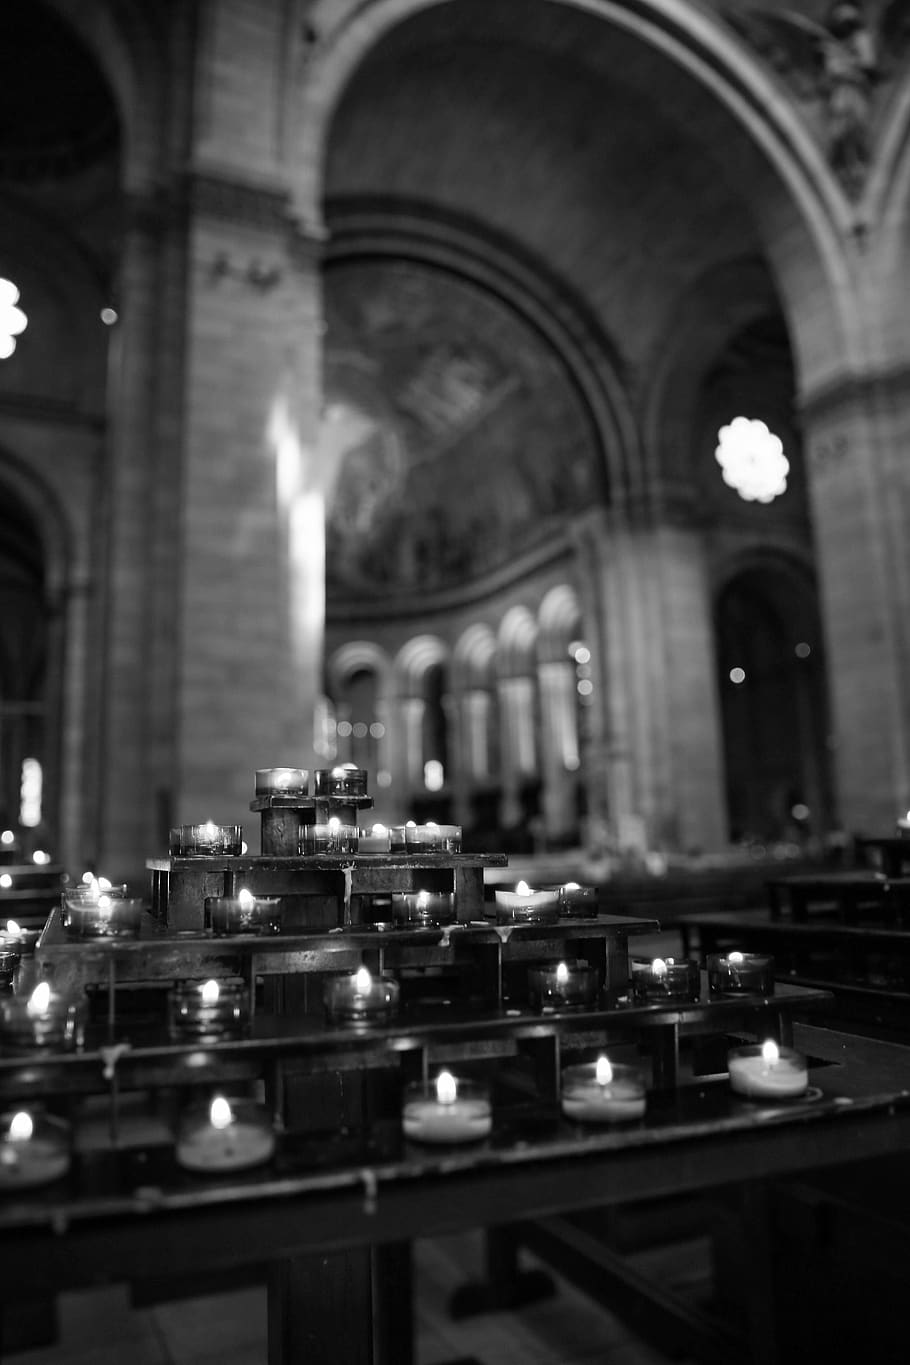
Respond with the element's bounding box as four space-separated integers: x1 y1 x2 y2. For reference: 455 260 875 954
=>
405 820 416 828
595 1056 613 1085
372 823 388 836
328 817 341 832
237 888 256 908
6 920 20 935
27 982 51 1016
651 958 668 976
555 961 569 984
435 1071 457 1104
202 822 219 838
417 890 430 908
354 966 372 995
761 1039 780 1067
209 1096 233 1129
515 880 533 895
8 1111 32 1142
201 979 220 1005
427 821 439 830
728 951 744 964
562 881 581 892
0 830 14 846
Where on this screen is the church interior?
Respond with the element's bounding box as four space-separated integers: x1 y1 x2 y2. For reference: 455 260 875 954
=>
2 1 910 1362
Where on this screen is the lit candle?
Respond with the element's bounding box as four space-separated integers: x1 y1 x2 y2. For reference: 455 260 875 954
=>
897 810 910 837
561 1056 647 1124
402 1071 492 1144
62 885 145 940
404 823 446 852
300 819 358 854
494 881 560 925
169 823 243 857
324 966 400 1025
3 920 40 955
707 951 775 996
175 1095 276 1173
206 888 284 936
168 978 248 1041
255 767 309 796
0 981 85 1052
357 823 392 854
527 959 599 1010
391 890 457 927
389 825 408 853
727 1039 808 1100
313 765 368 797
631 956 701 1004
0 1110 71 1189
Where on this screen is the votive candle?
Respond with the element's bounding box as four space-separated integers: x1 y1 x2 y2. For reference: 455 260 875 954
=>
727 1039 808 1100
391 890 457 927
558 882 599 918
631 957 701 1004
255 767 309 796
0 1111 71 1189
561 1057 647 1124
324 966 400 1025
402 1071 492 1144
206 889 284 936
707 951 775 996
168 978 248 1041
527 960 599 1010
169 823 243 857
175 1096 275 1173
0 982 85 1052
494 882 560 925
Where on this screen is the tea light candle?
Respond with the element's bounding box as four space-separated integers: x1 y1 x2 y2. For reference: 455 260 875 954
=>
300 819 358 854
561 1057 647 1124
176 1096 275 1173
62 892 145 941
404 823 446 852
255 767 308 796
527 960 599 1010
168 978 248 1041
430 824 462 852
2 920 41 955
402 1071 492 1144
631 957 701 1004
324 966 400 1025
707 951 775 996
314 765 368 797
357 823 392 854
0 1111 71 1189
169 823 243 857
0 829 20 864
494 881 560 925
727 1039 808 1100
391 890 457 927
206 889 284 936
0 982 85 1052
558 882 599 917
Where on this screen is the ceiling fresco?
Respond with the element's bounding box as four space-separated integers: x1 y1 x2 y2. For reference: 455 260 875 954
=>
322 259 600 602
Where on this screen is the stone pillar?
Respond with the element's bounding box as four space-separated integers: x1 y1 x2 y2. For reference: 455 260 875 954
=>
802 379 910 833
537 659 580 843
496 675 536 829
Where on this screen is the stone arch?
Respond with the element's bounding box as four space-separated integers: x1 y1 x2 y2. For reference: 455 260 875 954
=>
497 607 537 677
296 0 856 394
538 585 583 664
326 640 393 697
42 0 169 191
324 201 636 501
452 624 496 691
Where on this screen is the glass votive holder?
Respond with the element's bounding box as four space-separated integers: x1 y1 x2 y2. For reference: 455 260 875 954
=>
0 948 20 991
314 765 368 798
175 1095 276 1174
357 823 392 853
0 983 86 1053
389 825 408 853
404 823 446 853
727 1039 808 1100
561 1057 647 1124
557 882 599 918
391 890 457 927
494 884 560 925
169 823 243 857
168 978 248 1042
527 960 599 1010
62 896 145 941
2 921 40 955
324 967 400 1026
206 892 284 936
255 767 308 796
707 951 775 996
402 1072 492 1145
0 1110 71 1190
631 957 701 1004
2 921 41 956
299 822 359 854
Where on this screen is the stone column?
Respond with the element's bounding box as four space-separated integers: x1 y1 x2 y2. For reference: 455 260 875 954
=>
537 659 580 843
802 378 910 832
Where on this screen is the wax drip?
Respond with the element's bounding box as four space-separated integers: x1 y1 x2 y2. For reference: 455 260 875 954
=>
494 926 514 945
342 863 354 926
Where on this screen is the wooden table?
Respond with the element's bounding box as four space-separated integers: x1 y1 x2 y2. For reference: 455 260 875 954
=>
0 1023 908 1364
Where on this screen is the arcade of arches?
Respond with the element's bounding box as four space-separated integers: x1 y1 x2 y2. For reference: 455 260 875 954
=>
1 0 909 882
